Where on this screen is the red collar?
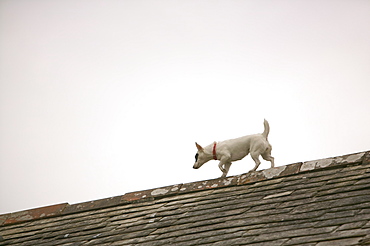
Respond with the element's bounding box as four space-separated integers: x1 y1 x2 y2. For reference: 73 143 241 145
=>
213 142 217 160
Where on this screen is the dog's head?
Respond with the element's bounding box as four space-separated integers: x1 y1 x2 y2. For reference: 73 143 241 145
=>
193 142 212 169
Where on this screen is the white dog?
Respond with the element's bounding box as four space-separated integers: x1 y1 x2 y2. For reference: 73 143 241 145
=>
193 119 274 178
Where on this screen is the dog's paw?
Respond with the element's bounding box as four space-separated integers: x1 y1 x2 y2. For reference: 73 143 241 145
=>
220 173 227 178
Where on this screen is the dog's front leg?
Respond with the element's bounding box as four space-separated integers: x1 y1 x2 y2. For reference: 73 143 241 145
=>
218 155 231 178
218 162 226 175
220 163 232 178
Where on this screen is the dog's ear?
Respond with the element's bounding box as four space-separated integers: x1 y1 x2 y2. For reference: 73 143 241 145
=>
195 142 204 152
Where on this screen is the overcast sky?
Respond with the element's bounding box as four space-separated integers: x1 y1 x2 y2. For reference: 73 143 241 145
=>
1 0 370 214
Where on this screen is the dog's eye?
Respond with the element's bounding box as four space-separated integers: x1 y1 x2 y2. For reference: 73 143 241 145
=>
195 153 198 162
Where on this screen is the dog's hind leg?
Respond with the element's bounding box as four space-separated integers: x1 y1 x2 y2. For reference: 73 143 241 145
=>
262 154 275 168
250 152 261 172
262 146 274 168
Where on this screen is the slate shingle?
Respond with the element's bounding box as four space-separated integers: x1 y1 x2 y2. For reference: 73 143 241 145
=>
1 151 370 245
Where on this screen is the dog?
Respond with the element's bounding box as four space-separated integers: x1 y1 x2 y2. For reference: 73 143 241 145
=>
193 119 274 178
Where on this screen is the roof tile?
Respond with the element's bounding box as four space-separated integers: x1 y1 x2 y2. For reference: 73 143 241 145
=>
1 203 67 226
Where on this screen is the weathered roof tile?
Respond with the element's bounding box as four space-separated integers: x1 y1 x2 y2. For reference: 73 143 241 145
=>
1 203 68 226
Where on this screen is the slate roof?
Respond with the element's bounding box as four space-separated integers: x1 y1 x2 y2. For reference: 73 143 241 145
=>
1 151 370 246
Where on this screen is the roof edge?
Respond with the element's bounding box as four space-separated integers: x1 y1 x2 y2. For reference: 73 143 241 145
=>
1 150 369 226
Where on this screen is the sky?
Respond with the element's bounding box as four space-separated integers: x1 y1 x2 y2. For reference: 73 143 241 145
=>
1 0 370 214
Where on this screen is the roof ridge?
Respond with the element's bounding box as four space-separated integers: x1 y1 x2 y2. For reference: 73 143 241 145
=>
1 150 369 226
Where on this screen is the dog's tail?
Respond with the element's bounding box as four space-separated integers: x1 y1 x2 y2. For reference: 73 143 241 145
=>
262 119 270 140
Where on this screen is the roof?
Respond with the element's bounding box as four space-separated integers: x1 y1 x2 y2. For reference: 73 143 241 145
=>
1 151 370 246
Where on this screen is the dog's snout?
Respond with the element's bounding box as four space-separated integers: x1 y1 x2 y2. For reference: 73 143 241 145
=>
193 164 198 169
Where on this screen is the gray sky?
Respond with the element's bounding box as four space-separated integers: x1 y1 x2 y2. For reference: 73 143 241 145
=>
1 0 370 214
